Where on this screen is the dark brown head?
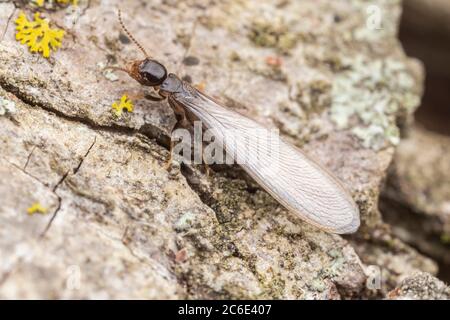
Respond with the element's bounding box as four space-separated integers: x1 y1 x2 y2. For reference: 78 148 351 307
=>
127 58 168 87
117 11 168 88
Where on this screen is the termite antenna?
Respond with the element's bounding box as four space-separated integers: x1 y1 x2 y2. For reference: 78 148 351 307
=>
118 9 149 58
102 66 129 73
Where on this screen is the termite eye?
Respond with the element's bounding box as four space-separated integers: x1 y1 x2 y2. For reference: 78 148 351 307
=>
139 59 167 86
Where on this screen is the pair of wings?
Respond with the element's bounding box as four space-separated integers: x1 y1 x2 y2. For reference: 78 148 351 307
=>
172 84 360 234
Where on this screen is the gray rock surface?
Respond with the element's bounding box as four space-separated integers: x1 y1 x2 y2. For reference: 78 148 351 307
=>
0 0 444 299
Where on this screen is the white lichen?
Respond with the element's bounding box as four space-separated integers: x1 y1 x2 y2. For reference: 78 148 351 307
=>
0 97 17 116
174 211 196 232
330 55 420 150
104 71 119 82
97 62 119 82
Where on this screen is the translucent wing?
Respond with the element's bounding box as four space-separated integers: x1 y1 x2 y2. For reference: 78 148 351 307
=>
171 84 360 234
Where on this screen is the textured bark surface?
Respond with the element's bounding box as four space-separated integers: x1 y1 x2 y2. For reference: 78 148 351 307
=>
388 272 450 300
0 0 445 299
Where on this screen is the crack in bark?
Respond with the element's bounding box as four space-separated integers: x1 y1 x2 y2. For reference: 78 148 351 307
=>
0 77 171 148
3 133 97 238
0 78 136 132
3 157 48 188
73 136 97 175
23 145 36 172
41 136 97 237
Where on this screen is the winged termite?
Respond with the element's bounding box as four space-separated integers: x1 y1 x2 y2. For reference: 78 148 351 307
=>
113 10 360 234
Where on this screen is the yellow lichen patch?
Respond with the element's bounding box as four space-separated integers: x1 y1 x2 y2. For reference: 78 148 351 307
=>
27 203 48 215
112 95 134 116
15 12 65 58
56 0 78 4
34 0 78 6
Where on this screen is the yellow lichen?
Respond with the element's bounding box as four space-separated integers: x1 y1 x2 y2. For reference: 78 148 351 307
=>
34 0 78 6
112 95 134 116
57 0 78 4
27 203 48 215
15 12 65 58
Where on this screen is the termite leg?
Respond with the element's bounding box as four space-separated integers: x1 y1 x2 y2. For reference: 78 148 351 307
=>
116 89 162 102
124 91 146 101
202 154 211 177
202 142 211 177
145 90 165 101
165 98 191 171
164 139 174 170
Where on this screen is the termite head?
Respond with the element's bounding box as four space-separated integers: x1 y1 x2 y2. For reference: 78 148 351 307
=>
127 58 168 87
117 10 167 87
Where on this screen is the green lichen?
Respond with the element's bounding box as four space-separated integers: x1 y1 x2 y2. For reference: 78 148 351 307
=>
174 211 197 232
327 257 346 278
248 18 298 54
310 278 326 292
211 177 251 225
330 56 420 150
294 79 332 117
